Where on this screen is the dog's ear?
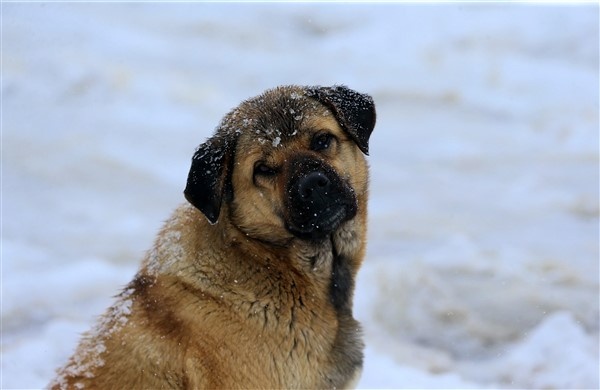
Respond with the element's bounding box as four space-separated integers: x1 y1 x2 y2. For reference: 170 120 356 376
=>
306 85 376 155
184 135 235 224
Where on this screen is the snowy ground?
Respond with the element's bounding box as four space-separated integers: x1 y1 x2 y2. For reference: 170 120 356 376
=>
2 3 599 389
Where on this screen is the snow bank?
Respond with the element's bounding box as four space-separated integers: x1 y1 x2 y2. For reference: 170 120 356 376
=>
472 311 599 389
3 3 598 389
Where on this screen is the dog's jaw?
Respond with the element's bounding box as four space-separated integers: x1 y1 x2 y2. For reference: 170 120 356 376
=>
285 203 356 241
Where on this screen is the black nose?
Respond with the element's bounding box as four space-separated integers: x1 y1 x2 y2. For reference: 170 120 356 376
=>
298 172 331 202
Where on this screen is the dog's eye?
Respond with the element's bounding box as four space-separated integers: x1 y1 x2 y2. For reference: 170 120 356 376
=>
254 162 277 177
311 133 335 152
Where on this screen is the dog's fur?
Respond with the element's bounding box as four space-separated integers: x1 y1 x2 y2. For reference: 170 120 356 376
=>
51 85 376 389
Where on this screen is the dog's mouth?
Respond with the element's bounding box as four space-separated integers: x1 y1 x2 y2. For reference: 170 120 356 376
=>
285 163 357 240
287 203 354 240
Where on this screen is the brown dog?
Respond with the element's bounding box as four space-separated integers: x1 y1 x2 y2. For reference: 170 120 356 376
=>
51 85 376 389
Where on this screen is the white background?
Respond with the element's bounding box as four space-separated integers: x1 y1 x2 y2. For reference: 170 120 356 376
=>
2 3 599 388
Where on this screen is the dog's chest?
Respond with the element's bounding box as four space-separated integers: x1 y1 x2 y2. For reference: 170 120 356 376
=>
252 257 362 388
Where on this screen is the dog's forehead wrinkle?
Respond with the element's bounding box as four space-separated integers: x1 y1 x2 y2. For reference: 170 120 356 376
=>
218 89 332 153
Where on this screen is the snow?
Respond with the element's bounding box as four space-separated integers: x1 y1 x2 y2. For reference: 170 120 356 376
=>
2 3 598 389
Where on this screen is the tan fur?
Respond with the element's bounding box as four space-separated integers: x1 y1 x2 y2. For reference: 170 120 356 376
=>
51 85 374 389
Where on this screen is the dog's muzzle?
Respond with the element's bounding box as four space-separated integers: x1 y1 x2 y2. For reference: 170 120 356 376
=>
285 159 357 240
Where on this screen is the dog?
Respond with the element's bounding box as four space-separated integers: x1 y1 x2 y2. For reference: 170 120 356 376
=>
50 85 376 389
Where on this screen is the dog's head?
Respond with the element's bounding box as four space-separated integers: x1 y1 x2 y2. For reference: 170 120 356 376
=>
184 85 375 243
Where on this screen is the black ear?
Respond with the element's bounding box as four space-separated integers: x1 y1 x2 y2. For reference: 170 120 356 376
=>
184 135 234 224
306 85 376 155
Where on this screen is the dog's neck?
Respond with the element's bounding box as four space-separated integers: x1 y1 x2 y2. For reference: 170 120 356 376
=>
217 205 365 312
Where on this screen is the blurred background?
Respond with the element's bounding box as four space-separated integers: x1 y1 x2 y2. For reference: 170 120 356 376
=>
2 3 598 388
